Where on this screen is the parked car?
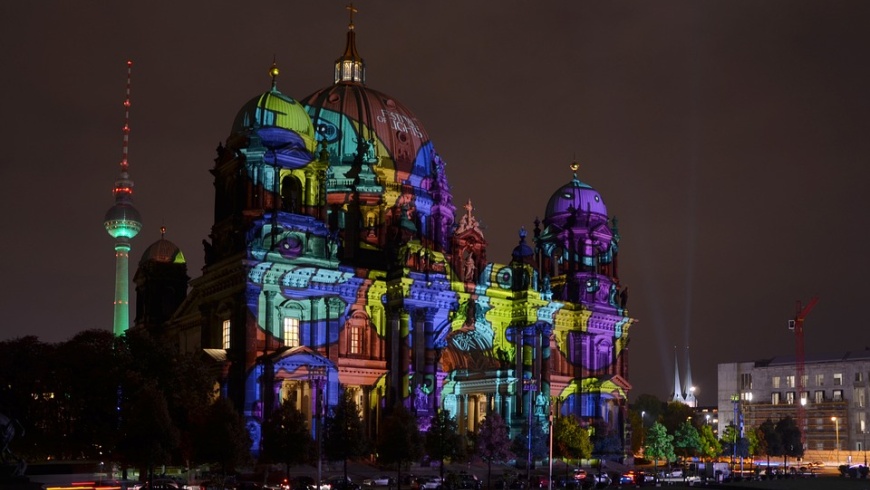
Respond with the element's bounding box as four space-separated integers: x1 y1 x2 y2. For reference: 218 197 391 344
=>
363 477 394 487
455 474 480 490
420 477 442 490
286 476 313 490
328 477 360 490
582 474 610 487
618 472 637 485
527 476 548 489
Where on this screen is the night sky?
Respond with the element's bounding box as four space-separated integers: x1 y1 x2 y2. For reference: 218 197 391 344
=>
2 1 869 404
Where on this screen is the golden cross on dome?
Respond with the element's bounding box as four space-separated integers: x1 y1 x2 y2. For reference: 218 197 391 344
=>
570 160 581 179
346 3 358 29
269 55 279 89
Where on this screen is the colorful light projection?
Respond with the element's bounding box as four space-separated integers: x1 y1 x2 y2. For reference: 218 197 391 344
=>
197 24 633 455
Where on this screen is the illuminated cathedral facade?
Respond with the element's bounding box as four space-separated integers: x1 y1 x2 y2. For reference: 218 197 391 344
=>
131 18 637 458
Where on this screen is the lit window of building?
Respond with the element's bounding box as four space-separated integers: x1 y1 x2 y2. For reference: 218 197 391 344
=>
786 375 795 388
815 373 824 386
814 390 825 403
349 325 361 354
222 319 231 349
833 389 844 402
283 317 299 347
786 391 795 404
834 373 843 386
772 376 780 389
771 392 781 405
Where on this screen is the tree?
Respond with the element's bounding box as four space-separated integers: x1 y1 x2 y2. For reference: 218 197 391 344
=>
643 422 675 476
698 424 721 461
324 389 368 482
589 418 622 463
775 416 803 466
661 401 695 434
0 336 59 460
512 416 548 480
425 410 466 481
377 404 423 488
116 382 179 483
475 413 513 490
194 398 252 478
746 425 761 460
54 330 126 460
553 415 591 479
757 419 779 470
627 410 644 457
673 420 702 460
632 394 665 427
260 400 313 480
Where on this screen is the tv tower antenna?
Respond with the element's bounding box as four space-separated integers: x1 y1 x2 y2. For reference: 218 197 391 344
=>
104 60 143 336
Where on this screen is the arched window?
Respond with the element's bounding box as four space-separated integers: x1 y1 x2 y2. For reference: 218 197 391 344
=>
345 310 369 356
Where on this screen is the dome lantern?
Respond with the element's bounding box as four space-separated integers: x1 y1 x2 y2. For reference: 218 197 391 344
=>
334 3 365 84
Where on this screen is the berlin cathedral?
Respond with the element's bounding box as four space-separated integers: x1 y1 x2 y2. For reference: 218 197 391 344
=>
119 13 637 459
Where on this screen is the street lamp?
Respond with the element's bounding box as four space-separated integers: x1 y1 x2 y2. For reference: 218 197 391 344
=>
730 394 740 472
523 378 537 484
548 409 554 490
832 416 840 465
310 367 327 490
862 420 867 466
640 411 646 459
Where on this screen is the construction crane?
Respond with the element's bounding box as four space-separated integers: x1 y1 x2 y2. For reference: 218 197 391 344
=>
789 296 819 447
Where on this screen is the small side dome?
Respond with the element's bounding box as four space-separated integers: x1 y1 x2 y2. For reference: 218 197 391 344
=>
140 238 185 265
544 177 608 221
232 88 316 143
511 227 534 261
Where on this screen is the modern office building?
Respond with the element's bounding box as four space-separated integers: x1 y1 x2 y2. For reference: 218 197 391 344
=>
718 351 870 461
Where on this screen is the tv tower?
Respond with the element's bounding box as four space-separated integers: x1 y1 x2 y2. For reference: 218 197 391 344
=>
103 61 142 336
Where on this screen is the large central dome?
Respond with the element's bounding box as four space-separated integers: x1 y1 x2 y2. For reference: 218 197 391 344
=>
302 83 435 187
300 21 455 250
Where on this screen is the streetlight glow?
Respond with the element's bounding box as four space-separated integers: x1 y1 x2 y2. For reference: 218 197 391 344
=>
832 416 840 465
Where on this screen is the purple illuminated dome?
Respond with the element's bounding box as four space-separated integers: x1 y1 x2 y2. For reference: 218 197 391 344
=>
539 166 615 263
544 176 608 222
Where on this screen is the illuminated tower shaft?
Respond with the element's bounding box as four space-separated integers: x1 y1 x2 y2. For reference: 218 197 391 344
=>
112 240 133 335
104 61 142 336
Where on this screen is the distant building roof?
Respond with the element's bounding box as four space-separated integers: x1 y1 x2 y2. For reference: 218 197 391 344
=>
753 349 870 367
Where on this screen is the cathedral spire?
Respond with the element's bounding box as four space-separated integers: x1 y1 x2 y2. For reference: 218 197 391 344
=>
334 3 365 84
104 60 143 337
671 346 685 403
683 346 697 407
